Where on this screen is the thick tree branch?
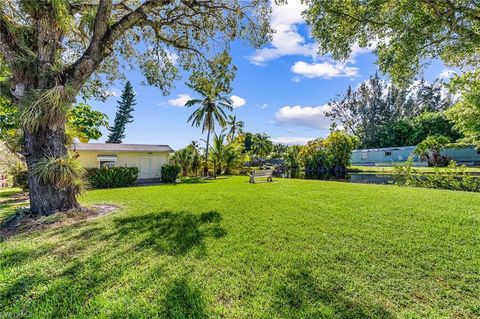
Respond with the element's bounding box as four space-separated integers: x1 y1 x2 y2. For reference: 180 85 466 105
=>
64 0 172 91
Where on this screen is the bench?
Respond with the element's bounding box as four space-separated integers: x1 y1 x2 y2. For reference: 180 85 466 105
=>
249 170 273 183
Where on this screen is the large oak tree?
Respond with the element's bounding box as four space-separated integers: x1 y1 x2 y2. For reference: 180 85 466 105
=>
304 0 480 84
0 0 271 215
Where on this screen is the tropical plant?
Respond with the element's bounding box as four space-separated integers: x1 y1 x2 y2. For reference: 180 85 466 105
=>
298 139 330 170
324 131 359 169
187 141 202 177
223 145 242 175
174 147 193 177
298 132 358 171
414 135 451 166
226 115 245 142
284 145 302 168
209 133 227 176
186 84 233 176
0 0 270 215
271 144 288 159
106 81 136 144
251 133 273 158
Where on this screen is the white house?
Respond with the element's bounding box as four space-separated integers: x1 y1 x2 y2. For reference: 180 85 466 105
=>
74 143 174 181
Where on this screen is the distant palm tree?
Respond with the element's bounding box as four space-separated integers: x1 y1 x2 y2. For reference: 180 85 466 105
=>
210 133 227 176
226 115 245 142
188 141 201 176
189 140 200 151
252 133 273 158
175 147 193 176
186 89 233 176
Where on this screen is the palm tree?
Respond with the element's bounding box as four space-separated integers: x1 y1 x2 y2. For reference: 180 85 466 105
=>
174 147 193 176
186 89 233 176
226 115 245 142
210 133 226 176
189 141 201 176
252 133 273 158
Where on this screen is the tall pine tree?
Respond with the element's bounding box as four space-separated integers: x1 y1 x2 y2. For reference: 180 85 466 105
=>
106 82 136 144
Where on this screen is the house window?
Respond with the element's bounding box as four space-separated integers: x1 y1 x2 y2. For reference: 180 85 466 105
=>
477 149 480 155
361 153 368 160
99 161 115 168
384 151 392 156
97 155 117 168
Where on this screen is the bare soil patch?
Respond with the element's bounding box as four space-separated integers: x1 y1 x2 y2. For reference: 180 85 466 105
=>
0 204 119 239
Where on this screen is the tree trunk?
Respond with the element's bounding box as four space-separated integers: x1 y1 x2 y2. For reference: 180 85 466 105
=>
204 129 211 177
24 123 79 215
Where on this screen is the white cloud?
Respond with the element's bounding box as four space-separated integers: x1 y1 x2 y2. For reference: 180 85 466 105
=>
274 104 332 130
255 103 269 109
272 136 314 145
439 69 456 79
106 88 121 97
167 94 192 107
230 95 246 108
291 61 359 79
248 0 317 65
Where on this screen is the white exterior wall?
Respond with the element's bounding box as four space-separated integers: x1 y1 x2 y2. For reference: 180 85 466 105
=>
76 150 170 179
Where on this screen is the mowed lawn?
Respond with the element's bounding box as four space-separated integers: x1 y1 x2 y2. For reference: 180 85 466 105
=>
1 177 480 318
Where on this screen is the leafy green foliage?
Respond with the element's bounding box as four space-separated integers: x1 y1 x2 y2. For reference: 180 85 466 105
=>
376 112 462 148
394 160 480 192
326 73 453 148
298 132 358 170
173 147 194 177
85 167 139 189
251 133 273 158
161 164 180 184
9 162 28 191
414 135 451 166
304 0 480 84
106 82 136 144
67 103 108 143
445 70 480 145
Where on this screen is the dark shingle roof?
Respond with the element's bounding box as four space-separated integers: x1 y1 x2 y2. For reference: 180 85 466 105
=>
74 143 174 152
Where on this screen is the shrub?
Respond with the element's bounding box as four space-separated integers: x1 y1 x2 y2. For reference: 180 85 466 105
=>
9 163 28 191
394 160 480 192
86 166 138 189
161 164 180 183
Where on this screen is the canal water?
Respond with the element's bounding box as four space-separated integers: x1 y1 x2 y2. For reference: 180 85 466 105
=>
278 169 397 185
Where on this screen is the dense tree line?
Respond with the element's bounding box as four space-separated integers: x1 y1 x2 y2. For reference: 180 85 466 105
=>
326 73 460 149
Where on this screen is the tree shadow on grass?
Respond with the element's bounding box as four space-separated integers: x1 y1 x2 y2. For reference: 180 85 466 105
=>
273 268 394 319
113 210 226 256
162 278 209 319
179 178 209 185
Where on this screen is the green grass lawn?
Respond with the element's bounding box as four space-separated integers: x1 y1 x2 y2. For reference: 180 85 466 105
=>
350 165 480 173
1 177 479 318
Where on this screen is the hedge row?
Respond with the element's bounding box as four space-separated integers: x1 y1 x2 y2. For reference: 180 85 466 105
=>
85 166 139 189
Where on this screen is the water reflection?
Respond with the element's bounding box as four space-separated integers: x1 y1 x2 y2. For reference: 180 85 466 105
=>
278 169 396 185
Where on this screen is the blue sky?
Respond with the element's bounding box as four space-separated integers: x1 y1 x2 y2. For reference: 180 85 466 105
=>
88 0 451 150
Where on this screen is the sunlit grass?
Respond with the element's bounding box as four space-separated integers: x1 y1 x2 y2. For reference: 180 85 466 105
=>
1 177 479 318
